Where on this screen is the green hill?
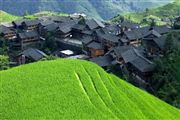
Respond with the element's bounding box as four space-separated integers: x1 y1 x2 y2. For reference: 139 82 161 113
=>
112 0 180 25
0 59 179 119
0 10 20 23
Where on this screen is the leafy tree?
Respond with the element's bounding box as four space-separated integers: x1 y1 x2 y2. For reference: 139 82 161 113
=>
0 55 9 70
151 31 180 108
0 37 8 55
42 32 58 54
150 18 156 28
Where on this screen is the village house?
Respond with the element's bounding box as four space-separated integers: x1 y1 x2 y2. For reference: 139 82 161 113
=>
86 19 105 30
119 20 140 32
110 45 133 64
72 24 86 39
98 33 120 51
17 48 47 64
102 24 121 36
87 41 104 58
0 25 17 40
55 21 77 39
17 30 40 50
22 20 40 31
81 36 94 55
1 22 14 29
150 25 171 35
122 30 142 46
121 48 155 81
39 21 59 37
143 34 167 56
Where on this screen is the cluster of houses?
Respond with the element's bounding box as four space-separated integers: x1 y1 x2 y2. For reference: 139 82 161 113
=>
0 14 177 88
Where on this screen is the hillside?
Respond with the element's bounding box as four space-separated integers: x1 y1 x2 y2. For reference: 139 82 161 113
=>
0 59 179 119
0 10 20 23
0 0 172 20
112 0 180 25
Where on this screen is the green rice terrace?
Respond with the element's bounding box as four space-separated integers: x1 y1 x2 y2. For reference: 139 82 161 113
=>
0 59 180 119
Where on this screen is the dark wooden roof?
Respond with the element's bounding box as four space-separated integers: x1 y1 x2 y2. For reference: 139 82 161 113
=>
0 25 13 34
113 45 133 57
130 56 155 73
153 35 167 50
19 48 47 61
152 25 171 34
39 20 54 27
58 21 77 33
90 55 113 67
143 30 161 38
86 19 105 30
22 20 40 26
87 41 103 49
121 47 155 72
72 24 86 31
82 36 93 45
18 31 39 39
119 20 139 29
44 23 59 32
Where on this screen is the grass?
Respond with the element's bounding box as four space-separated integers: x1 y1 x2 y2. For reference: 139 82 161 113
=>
0 59 180 119
0 10 21 24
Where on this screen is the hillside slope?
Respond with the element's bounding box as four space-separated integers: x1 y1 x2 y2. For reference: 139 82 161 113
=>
0 10 20 23
0 59 179 119
112 0 180 24
0 0 172 20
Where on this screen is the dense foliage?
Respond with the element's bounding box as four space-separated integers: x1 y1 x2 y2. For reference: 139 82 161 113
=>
0 59 179 119
151 31 180 108
112 0 180 25
0 55 9 70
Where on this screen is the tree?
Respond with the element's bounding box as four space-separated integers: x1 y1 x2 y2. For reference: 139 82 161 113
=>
150 18 156 28
0 55 9 70
0 37 8 55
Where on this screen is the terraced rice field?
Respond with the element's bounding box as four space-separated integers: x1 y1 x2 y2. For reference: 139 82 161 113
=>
0 59 179 119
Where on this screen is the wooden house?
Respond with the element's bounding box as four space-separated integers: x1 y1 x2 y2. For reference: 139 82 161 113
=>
119 20 140 32
72 24 86 39
121 48 155 81
17 31 40 50
0 25 16 40
123 30 144 46
143 34 167 55
81 36 93 55
56 21 77 38
102 24 121 36
22 20 40 31
111 45 133 64
87 41 104 58
17 48 47 64
39 21 58 37
99 33 120 51
151 25 171 35
85 19 105 30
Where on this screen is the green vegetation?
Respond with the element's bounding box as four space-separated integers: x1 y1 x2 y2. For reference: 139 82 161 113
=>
0 59 179 119
151 30 180 108
24 11 69 20
0 10 68 24
0 10 21 23
0 55 9 70
112 0 180 25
